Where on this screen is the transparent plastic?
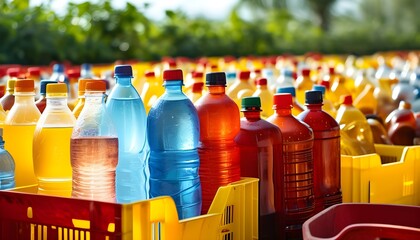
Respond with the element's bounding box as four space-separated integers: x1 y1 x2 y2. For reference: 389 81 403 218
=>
195 73 241 214
252 79 273 119
234 99 283 240
4 79 40 187
0 128 15 190
227 71 254 108
0 78 16 112
33 84 76 197
267 93 315 239
71 83 118 202
385 101 416 145
140 71 164 113
147 71 201 219
297 91 342 215
106 66 150 203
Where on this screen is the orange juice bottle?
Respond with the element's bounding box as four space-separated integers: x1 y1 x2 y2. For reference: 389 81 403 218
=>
140 71 164 113
4 79 41 186
296 68 313 104
33 83 76 197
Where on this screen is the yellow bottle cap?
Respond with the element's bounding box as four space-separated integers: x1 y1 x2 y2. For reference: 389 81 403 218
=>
7 79 16 92
46 83 68 98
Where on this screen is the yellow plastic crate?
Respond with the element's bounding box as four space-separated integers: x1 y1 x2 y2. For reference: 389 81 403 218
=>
0 178 259 240
341 144 420 206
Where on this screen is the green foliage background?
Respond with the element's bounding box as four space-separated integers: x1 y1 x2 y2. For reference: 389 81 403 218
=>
1 0 419 65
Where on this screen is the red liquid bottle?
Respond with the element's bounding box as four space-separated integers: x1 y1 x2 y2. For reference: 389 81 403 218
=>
235 96 283 240
297 90 342 215
195 72 241 214
267 93 315 239
385 101 416 145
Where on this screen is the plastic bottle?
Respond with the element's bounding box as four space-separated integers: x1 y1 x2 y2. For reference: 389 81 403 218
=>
297 90 341 214
140 71 164 113
0 85 5 99
312 85 336 118
33 83 76 197
276 69 295 90
195 72 241 214
72 79 96 118
392 79 417 104
0 128 15 190
0 78 16 111
234 96 283 240
296 68 314 105
106 65 149 203
35 80 56 113
267 93 315 239
366 114 393 145
331 75 351 105
385 101 416 145
374 78 398 121
66 70 80 110
4 79 41 187
147 69 201 219
225 72 236 88
27 67 42 99
335 95 376 155
188 82 204 103
276 86 305 116
49 63 67 83
353 84 377 115
71 81 118 202
227 70 254 108
80 63 95 79
252 78 273 119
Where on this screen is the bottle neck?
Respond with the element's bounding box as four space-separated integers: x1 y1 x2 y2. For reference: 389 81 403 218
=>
46 97 68 109
85 92 105 105
275 107 292 116
164 80 183 93
14 92 35 103
306 103 323 111
257 85 267 90
243 110 261 121
207 85 226 94
115 76 132 86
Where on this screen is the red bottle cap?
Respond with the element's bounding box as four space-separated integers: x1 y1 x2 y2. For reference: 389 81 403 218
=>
329 67 335 75
320 80 330 90
7 68 20 78
239 71 250 80
273 93 293 109
67 69 81 79
341 95 353 105
301 68 311 77
145 71 155 77
27 67 41 76
256 78 267 86
192 71 203 78
163 69 183 81
192 82 204 93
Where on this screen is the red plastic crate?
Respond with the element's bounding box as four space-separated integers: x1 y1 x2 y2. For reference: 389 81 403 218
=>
302 203 420 240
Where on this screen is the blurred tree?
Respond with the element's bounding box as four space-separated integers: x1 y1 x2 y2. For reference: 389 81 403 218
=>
305 0 336 32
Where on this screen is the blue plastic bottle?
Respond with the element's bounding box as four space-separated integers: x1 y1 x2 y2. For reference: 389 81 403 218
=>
0 128 15 190
147 69 202 219
106 65 149 203
49 64 67 83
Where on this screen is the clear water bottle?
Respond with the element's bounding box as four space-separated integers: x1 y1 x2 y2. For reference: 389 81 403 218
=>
106 65 149 203
80 63 95 79
0 128 15 190
147 69 202 219
71 81 118 202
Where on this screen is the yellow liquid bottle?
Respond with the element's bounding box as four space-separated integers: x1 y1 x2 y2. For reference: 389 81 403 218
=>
33 83 76 197
336 95 376 155
4 79 41 187
141 71 165 113
296 68 313 105
72 79 96 118
227 70 255 109
252 78 273 119
313 85 337 118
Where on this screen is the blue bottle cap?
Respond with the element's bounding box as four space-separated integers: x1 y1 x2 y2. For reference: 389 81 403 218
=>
313 85 326 94
39 80 57 95
305 90 323 104
226 72 236 79
114 65 133 77
276 86 296 97
53 64 64 73
81 63 92 71
206 72 226 86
